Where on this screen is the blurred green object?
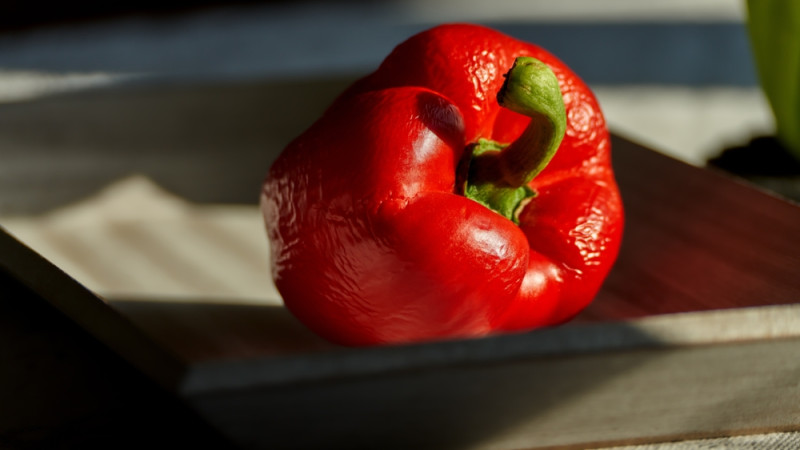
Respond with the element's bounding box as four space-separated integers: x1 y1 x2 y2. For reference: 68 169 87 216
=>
746 0 800 160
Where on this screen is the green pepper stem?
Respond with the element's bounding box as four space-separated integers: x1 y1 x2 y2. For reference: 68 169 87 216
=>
496 57 566 185
462 56 567 222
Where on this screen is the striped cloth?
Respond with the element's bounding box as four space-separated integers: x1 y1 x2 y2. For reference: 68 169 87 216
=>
600 431 800 449
0 175 281 306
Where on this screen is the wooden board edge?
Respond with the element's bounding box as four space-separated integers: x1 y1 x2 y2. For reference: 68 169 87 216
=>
0 225 187 390
181 302 800 395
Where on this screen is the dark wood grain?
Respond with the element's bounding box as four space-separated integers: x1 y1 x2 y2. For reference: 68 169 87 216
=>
578 135 800 321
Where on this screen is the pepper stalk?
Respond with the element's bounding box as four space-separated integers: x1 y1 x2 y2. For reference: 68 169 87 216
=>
461 56 567 223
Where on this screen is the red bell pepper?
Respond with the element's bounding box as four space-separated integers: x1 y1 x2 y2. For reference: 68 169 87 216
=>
261 24 623 346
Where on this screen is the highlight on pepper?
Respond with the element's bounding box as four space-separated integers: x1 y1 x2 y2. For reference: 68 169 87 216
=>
261 23 624 346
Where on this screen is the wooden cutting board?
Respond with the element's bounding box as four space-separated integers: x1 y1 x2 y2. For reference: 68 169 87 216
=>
3 131 799 448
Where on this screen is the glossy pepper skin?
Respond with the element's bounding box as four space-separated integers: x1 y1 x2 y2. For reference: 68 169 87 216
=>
261 24 623 346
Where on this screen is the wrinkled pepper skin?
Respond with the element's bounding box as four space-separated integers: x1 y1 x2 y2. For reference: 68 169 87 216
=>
261 24 623 346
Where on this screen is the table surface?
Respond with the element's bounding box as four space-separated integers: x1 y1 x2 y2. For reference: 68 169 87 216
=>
0 7 798 441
